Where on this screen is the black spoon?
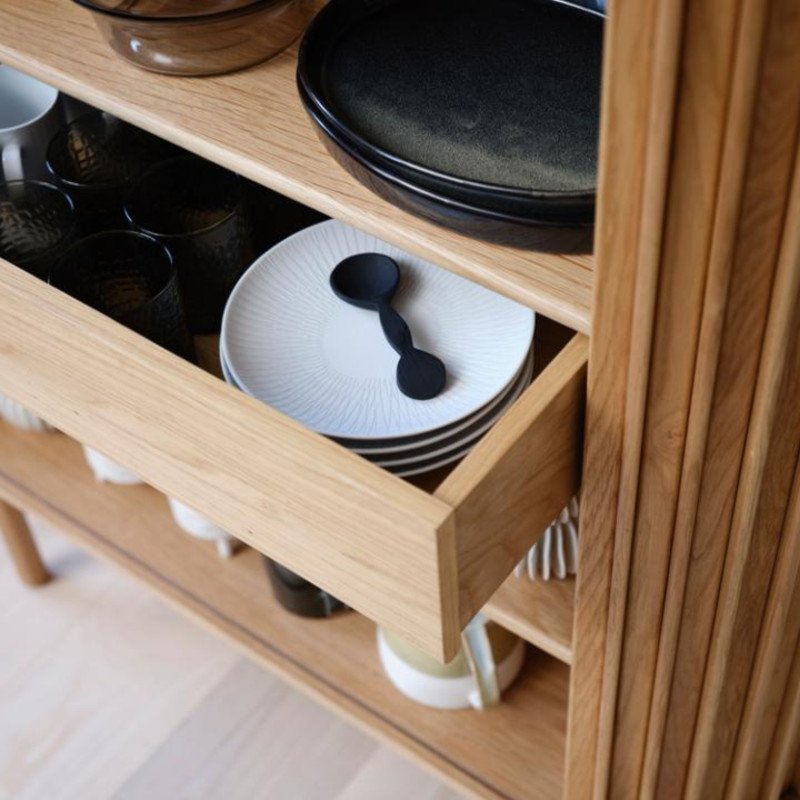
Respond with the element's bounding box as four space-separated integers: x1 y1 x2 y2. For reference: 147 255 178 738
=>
330 253 447 400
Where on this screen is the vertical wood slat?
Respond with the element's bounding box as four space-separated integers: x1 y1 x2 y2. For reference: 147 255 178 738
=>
565 0 683 793
590 0 687 794
603 0 744 792
761 630 800 800
648 0 800 795
684 119 800 800
727 454 800 798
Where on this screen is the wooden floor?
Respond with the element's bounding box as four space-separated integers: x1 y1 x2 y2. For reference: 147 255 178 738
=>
0 520 462 800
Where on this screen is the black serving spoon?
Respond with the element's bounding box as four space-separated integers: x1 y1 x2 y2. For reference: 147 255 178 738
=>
330 253 446 400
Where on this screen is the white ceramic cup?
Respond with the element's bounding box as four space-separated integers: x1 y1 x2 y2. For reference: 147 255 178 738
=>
377 614 525 710
166 496 237 559
82 445 143 485
0 65 62 182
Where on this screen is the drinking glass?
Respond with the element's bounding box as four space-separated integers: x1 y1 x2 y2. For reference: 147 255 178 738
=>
125 155 254 333
0 180 76 279
49 230 195 362
46 111 179 233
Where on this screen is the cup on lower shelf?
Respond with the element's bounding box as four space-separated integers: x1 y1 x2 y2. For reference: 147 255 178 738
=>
166 496 237 559
81 445 142 485
262 557 346 618
377 615 526 711
0 394 54 432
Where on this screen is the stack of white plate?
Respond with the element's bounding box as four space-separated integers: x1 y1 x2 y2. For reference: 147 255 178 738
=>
220 220 535 478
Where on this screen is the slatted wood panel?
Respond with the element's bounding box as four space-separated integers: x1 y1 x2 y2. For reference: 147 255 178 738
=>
727 458 800 798
684 112 800 800
568 0 800 796
648 1 800 793
761 634 800 798
565 0 684 793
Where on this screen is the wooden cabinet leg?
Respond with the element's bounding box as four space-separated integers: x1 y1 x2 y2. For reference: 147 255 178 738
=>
0 500 49 586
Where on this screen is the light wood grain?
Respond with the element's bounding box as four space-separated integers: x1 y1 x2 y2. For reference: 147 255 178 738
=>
602 0 744 793
565 0 684 795
0 260 583 661
685 113 800 800
726 456 800 798
0 499 49 586
650 1 800 793
0 522 240 799
0 0 593 333
484 575 574 666
0 260 457 659
112 659 460 800
761 633 800 800
436 335 586 627
0 424 568 800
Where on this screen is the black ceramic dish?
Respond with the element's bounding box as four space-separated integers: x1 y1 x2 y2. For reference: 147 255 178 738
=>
298 0 603 214
300 86 594 251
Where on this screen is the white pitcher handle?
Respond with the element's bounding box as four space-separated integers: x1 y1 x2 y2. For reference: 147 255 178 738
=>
2 143 23 181
461 613 501 710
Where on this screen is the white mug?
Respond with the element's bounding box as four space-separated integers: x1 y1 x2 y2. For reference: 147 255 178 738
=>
0 65 62 182
166 496 237 558
82 445 143 485
377 615 525 710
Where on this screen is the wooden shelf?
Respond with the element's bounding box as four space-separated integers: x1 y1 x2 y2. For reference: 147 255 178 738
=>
485 575 575 665
0 0 593 333
0 423 567 800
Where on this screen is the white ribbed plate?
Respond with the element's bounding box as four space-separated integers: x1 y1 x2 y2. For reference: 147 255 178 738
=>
221 220 535 439
219 344 531 455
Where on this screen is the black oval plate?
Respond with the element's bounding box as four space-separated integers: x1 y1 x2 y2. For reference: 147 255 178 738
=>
300 84 594 252
298 0 603 212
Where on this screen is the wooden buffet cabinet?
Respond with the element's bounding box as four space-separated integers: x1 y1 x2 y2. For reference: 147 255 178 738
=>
1 0 800 797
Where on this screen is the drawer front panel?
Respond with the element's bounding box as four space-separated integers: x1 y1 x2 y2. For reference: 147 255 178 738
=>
0 261 586 660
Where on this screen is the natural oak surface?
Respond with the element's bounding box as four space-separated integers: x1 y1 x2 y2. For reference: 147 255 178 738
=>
0 260 458 660
0 0 593 333
0 261 584 660
484 575 574 665
0 423 568 800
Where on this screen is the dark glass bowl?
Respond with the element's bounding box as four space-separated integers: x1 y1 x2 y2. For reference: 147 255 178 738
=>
0 180 76 280
71 0 314 76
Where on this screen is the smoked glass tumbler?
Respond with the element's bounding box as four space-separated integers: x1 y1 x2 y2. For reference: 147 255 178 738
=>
125 155 254 334
46 111 179 233
49 230 195 362
0 179 76 280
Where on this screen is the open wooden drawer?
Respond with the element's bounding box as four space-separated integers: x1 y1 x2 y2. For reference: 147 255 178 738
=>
0 259 586 660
